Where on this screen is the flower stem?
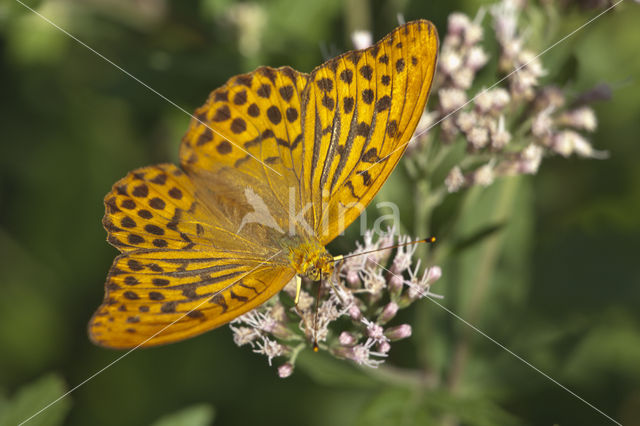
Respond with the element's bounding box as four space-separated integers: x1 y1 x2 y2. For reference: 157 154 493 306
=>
364 364 439 389
288 342 307 365
414 179 432 260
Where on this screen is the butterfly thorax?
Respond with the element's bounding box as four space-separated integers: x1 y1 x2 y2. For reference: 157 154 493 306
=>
282 237 334 281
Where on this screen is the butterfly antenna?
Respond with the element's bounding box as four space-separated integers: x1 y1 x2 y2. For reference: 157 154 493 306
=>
333 236 436 262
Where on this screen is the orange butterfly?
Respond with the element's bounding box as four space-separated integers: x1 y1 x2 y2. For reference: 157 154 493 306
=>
89 20 439 348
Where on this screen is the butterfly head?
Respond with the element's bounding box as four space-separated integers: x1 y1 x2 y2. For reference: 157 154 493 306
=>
302 251 334 281
286 240 334 281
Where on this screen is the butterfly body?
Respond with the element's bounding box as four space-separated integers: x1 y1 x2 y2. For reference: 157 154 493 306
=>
283 238 334 281
90 20 438 349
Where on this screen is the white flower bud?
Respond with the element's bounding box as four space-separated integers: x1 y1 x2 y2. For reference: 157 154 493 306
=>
428 266 443 282
440 49 463 75
491 88 511 110
456 111 476 132
518 50 546 78
439 88 468 113
467 126 490 149
502 38 523 61
464 23 483 45
348 304 362 321
491 0 519 45
346 269 360 286
474 90 494 113
559 107 598 132
473 163 495 186
466 46 489 70
351 30 372 50
378 341 391 354
452 68 474 89
532 108 554 139
445 166 465 193
491 116 511 149
388 274 404 297
441 117 460 140
571 134 608 159
552 130 575 157
511 70 538 99
385 324 412 341
278 363 294 378
448 13 471 36
378 302 399 324
519 144 544 174
339 331 357 346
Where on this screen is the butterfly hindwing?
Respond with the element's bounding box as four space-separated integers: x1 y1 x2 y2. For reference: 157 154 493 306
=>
89 250 294 348
94 164 295 348
301 20 439 244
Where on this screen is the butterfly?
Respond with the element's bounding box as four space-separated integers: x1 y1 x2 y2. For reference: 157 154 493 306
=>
89 20 439 348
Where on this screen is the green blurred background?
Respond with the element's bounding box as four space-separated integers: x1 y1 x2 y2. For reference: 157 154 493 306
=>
1 0 639 425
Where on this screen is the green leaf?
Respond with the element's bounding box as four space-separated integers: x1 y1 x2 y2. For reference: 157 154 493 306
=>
355 388 522 426
565 311 640 386
450 222 507 255
0 374 70 426
356 388 428 426
6 2 71 65
151 404 215 426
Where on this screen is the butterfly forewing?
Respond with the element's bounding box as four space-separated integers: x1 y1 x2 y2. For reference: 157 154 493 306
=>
301 20 439 244
180 66 312 227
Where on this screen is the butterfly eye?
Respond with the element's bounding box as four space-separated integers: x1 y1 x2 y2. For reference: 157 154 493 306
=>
306 266 320 281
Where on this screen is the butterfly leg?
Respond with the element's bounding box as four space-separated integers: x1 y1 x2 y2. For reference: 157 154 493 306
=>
290 275 320 351
293 275 303 305
325 276 347 305
327 257 347 305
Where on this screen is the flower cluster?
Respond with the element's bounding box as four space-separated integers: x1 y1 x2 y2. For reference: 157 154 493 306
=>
406 0 606 193
229 228 442 377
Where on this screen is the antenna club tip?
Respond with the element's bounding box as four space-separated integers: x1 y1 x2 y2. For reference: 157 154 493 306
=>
312 343 319 352
428 236 436 243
